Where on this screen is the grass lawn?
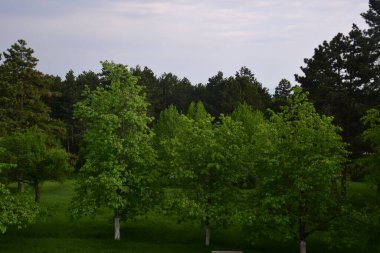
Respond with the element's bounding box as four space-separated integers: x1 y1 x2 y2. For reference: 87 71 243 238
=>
0 180 375 253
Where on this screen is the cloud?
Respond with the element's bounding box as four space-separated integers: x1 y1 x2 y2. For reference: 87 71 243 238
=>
0 0 369 91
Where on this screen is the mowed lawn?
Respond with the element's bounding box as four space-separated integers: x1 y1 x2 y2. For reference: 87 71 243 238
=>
0 180 374 253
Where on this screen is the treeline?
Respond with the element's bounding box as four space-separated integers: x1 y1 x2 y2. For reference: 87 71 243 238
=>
0 1 380 253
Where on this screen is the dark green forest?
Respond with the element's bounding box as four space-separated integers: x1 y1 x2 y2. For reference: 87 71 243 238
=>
1 1 380 253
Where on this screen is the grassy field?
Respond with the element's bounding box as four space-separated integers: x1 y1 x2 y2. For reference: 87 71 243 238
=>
0 180 374 253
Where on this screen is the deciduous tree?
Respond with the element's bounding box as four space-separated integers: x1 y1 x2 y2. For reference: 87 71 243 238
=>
248 88 347 253
0 158 39 233
0 128 70 202
72 62 159 240
162 102 249 246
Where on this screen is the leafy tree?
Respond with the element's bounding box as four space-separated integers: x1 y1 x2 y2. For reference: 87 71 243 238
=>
153 105 185 183
0 183 39 233
0 156 39 233
162 101 248 246
0 128 70 202
247 89 347 253
362 109 380 206
231 103 270 188
72 62 159 240
154 105 183 140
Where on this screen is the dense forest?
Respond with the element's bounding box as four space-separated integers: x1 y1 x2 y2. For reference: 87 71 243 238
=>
1 1 380 253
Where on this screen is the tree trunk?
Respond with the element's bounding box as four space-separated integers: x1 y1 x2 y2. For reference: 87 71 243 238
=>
114 210 120 240
34 180 40 203
204 216 210 246
376 182 380 207
299 240 306 253
18 177 24 193
341 168 347 197
298 199 306 253
67 129 70 153
205 224 210 246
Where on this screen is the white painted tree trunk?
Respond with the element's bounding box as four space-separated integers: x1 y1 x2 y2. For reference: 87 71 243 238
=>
299 240 306 253
205 225 210 246
114 212 120 240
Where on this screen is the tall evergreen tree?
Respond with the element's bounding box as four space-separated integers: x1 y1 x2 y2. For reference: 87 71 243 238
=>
272 79 292 111
0 40 63 137
295 32 370 181
203 67 271 117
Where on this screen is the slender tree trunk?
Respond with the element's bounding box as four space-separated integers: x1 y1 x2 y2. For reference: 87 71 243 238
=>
376 182 380 208
205 225 210 246
67 129 70 153
18 176 24 193
298 225 307 253
114 210 120 240
341 168 347 197
299 240 306 253
299 195 307 253
205 216 210 246
34 180 40 203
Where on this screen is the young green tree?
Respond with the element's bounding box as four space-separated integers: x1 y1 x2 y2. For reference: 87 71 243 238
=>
362 108 380 206
230 103 270 188
153 105 186 186
162 101 249 246
248 88 347 253
0 158 39 233
72 62 159 240
0 128 70 202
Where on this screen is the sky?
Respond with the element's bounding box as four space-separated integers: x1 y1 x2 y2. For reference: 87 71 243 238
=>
0 0 369 92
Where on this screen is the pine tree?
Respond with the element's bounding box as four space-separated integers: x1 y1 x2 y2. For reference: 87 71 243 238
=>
0 40 63 137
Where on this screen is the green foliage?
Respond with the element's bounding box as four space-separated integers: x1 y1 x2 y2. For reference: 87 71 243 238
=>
0 162 39 234
0 183 39 234
296 1 380 175
153 105 187 186
361 108 380 203
0 40 64 137
154 105 184 140
203 67 271 117
231 103 270 188
272 79 292 111
72 61 159 220
0 128 71 202
159 102 250 242
0 180 375 253
247 89 348 246
48 69 100 157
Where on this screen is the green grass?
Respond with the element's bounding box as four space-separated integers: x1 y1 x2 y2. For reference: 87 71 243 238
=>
0 181 375 253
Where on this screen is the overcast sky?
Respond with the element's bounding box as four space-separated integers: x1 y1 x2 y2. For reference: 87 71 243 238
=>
0 0 369 92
